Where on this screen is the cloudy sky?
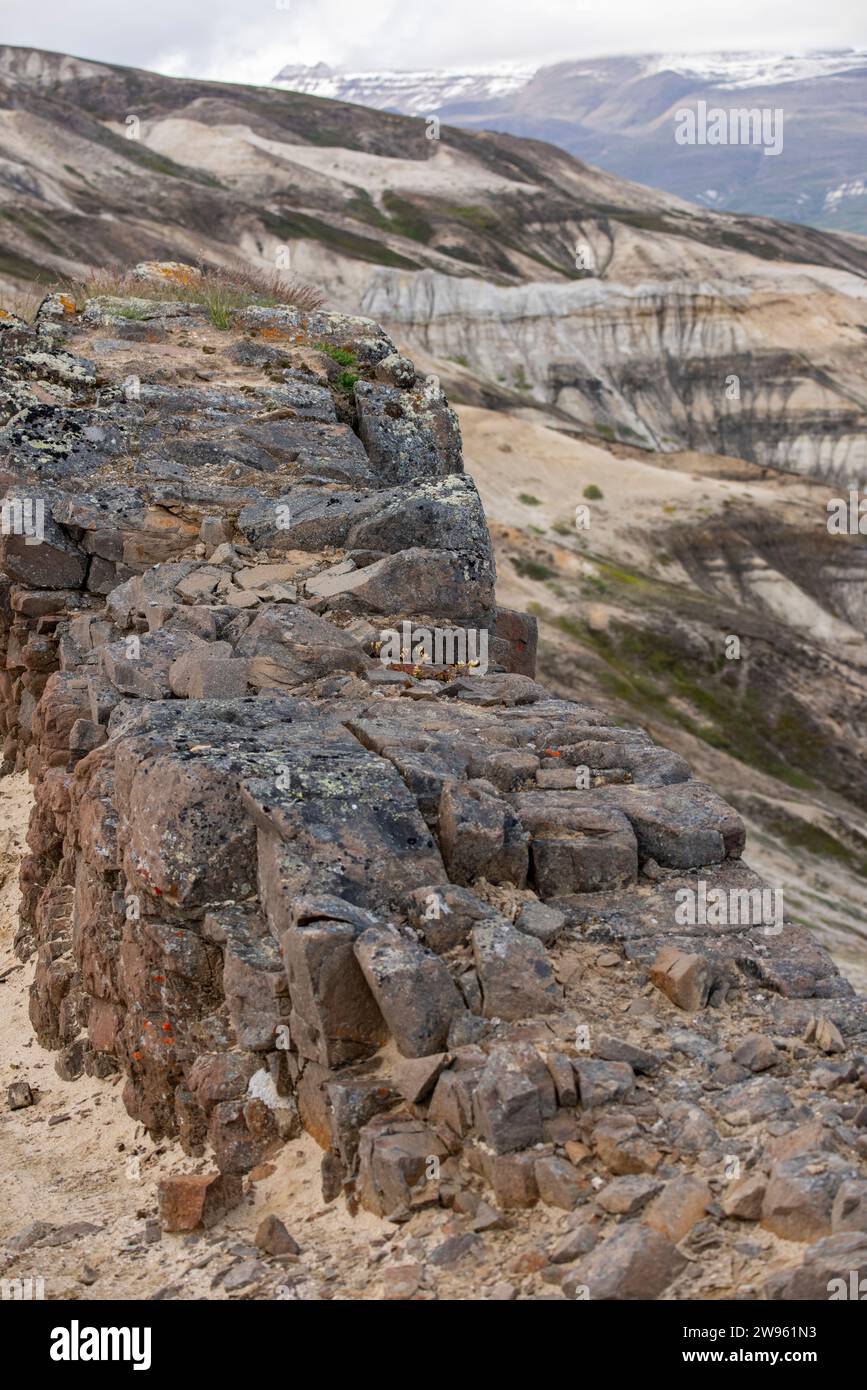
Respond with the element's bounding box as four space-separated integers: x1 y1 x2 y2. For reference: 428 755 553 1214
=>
2 0 865 83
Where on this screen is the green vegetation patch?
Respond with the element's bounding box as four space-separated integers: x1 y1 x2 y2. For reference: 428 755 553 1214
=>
447 204 500 232
546 609 824 790
511 556 557 582
381 191 434 244
745 803 867 879
316 343 356 367
262 210 420 270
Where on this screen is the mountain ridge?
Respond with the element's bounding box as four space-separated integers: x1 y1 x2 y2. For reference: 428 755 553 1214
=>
274 49 867 234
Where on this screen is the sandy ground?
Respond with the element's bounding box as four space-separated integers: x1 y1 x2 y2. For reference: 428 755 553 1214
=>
458 404 867 652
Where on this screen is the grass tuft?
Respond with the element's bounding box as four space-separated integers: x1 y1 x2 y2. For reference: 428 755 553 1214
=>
58 260 324 329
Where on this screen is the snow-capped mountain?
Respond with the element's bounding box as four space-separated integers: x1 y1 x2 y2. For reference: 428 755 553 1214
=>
271 60 535 114
273 51 867 233
641 49 867 88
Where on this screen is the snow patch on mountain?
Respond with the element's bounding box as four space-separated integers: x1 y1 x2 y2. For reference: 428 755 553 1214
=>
645 49 867 88
271 60 535 113
273 50 867 116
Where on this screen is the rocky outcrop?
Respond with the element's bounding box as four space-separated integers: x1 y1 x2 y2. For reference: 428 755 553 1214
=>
2 270 865 1301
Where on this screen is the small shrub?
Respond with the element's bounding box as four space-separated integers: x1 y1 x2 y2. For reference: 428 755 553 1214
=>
583 484 603 500
337 369 359 392
518 492 541 506
205 292 234 330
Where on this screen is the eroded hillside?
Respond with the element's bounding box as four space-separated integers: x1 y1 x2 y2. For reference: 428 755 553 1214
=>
1 46 867 483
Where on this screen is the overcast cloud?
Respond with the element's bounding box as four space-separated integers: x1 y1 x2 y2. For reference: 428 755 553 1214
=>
1 0 865 85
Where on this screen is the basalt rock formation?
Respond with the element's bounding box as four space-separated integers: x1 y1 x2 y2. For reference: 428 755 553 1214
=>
1 269 866 1300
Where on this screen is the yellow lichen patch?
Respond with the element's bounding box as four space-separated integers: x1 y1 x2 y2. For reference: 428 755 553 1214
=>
139 261 202 286
255 326 292 341
58 294 76 315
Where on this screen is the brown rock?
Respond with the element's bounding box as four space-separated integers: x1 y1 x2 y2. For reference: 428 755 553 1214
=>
471 920 562 1020
354 926 464 1058
644 1175 712 1241
7 1080 34 1110
393 1053 449 1105
545 1051 579 1108
762 1153 855 1242
282 918 388 1067
357 1114 448 1217
562 1224 687 1300
474 1042 556 1153
255 1214 301 1256
550 1221 598 1263
721 1174 767 1220
650 945 715 1011
597 1175 662 1216
483 1151 540 1209
535 1155 586 1210
382 1262 423 1300
832 1179 867 1234
593 1114 663 1175
574 1060 634 1109
732 1034 779 1072
440 780 529 888
157 1173 242 1231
